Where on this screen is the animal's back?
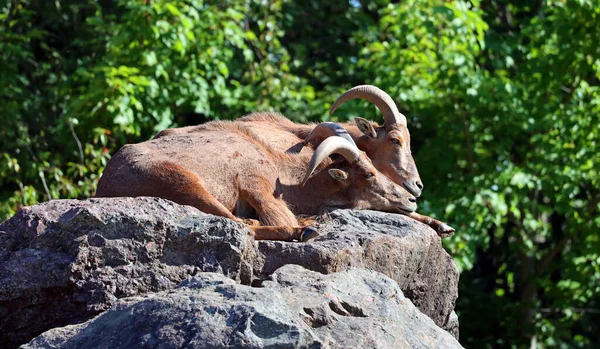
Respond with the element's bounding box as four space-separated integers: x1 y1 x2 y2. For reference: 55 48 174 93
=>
96 129 278 211
154 112 315 151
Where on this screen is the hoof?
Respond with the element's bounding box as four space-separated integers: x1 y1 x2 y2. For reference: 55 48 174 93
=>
300 226 319 242
437 224 456 238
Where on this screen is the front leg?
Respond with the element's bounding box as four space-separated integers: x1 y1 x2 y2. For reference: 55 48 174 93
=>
239 177 319 242
235 212 318 242
406 211 455 238
250 225 318 242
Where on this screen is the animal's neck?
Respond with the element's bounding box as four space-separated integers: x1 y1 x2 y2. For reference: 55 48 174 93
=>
337 122 376 155
337 122 361 137
282 121 371 151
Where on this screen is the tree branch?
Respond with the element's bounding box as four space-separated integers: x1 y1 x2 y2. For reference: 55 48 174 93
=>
535 232 577 279
68 119 85 164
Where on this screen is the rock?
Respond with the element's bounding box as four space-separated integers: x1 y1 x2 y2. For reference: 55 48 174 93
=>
24 265 463 349
1 198 460 348
255 209 460 336
0 198 252 349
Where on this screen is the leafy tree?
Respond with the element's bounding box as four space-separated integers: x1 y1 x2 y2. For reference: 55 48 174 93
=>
346 0 600 347
0 0 315 217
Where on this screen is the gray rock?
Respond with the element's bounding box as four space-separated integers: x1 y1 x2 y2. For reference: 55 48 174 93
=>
254 209 460 336
23 265 463 349
1 198 460 348
0 197 252 349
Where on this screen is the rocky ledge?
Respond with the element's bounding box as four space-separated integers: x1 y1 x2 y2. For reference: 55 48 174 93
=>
0 197 460 348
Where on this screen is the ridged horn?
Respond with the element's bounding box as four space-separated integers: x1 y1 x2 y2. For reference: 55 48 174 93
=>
302 122 357 147
302 136 360 186
329 85 407 126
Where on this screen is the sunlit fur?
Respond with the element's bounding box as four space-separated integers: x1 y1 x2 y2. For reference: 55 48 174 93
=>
159 112 421 194
237 112 422 195
96 120 417 241
155 112 453 236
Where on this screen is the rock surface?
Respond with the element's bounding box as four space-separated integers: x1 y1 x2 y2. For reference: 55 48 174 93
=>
254 209 460 336
24 265 463 349
0 197 460 348
0 197 253 349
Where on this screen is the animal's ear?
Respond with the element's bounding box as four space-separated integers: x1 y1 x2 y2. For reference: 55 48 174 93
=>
354 117 377 138
328 169 349 181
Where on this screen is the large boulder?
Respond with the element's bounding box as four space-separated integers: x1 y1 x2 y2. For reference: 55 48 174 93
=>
23 265 463 349
254 209 460 336
0 197 459 348
0 198 252 349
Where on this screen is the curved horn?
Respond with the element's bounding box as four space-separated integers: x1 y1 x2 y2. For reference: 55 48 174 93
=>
329 85 407 127
303 122 357 147
302 136 360 186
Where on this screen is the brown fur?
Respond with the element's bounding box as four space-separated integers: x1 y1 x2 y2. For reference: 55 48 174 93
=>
226 112 422 196
153 112 452 235
96 121 417 241
236 113 451 234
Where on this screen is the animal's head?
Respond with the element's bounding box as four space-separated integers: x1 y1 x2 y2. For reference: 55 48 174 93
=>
302 136 417 214
330 85 423 197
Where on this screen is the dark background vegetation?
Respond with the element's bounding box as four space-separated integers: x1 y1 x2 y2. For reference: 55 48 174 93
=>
1 0 599 347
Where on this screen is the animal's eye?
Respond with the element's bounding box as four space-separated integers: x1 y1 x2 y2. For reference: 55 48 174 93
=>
365 172 375 180
390 138 401 145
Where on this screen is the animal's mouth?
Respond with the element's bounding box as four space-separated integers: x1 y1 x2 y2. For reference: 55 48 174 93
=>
396 206 416 214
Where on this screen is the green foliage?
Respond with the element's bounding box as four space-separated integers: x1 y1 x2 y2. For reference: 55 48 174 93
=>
0 0 316 218
1 0 599 348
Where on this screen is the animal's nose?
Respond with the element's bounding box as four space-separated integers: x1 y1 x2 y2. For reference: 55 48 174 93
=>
409 197 417 203
415 181 423 190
